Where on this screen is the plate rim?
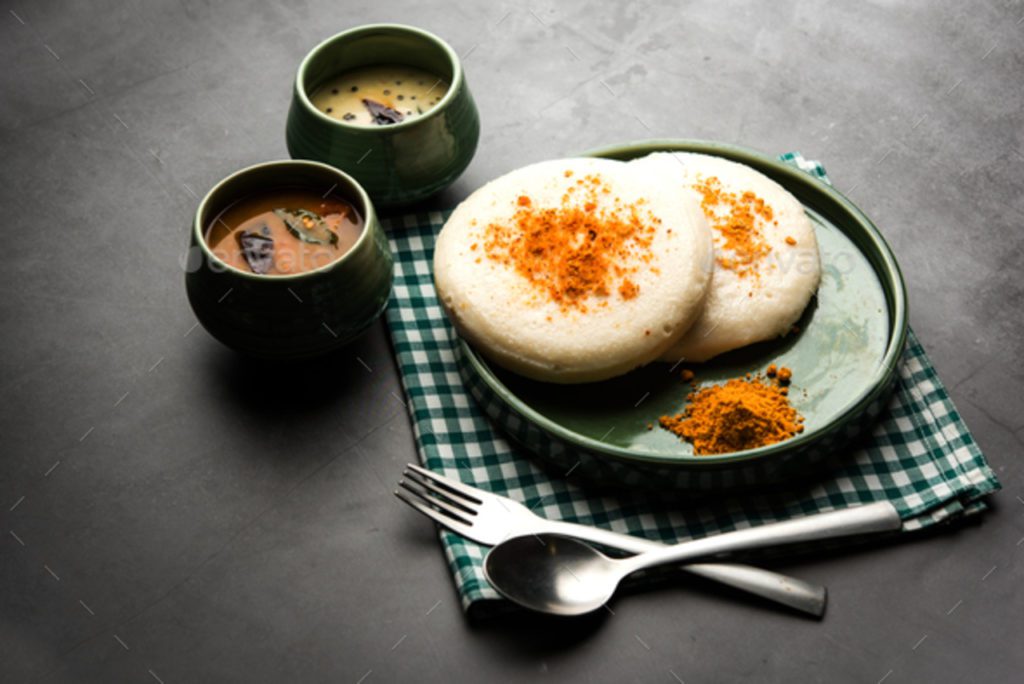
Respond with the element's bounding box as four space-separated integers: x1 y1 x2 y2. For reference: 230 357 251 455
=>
458 138 909 467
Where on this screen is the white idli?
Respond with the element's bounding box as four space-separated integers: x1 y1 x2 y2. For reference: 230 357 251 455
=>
434 157 712 383
630 152 821 363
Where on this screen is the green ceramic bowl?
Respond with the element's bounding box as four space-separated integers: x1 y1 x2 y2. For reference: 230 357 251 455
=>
286 24 480 209
184 160 393 359
456 140 908 490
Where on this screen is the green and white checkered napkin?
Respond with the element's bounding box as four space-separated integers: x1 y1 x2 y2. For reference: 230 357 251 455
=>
383 153 1000 613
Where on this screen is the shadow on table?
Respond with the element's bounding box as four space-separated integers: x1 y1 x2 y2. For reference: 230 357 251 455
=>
207 327 383 413
198 329 392 477
468 605 610 650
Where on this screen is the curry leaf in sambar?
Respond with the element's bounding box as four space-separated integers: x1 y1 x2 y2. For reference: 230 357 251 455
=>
274 208 338 246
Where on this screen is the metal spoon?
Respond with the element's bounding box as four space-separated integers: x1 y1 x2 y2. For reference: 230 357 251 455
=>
483 502 901 616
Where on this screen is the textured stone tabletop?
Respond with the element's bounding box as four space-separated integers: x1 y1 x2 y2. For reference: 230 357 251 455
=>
2 2 1022 682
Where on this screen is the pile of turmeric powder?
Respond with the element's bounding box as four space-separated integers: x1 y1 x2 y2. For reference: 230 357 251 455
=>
482 173 656 312
659 364 804 455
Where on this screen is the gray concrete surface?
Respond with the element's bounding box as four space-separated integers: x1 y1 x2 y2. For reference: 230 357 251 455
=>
2 1 1022 682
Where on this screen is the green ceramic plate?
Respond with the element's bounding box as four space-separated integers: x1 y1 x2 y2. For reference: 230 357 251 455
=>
456 140 907 488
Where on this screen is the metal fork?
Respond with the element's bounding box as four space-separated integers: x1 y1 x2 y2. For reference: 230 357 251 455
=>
395 463 828 616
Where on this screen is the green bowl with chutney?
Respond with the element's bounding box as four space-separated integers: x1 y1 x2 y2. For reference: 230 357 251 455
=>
286 24 480 209
185 160 393 359
455 140 908 490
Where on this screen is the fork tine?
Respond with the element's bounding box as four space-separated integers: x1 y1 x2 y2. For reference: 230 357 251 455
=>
394 489 475 538
399 479 477 523
403 469 479 514
404 463 485 504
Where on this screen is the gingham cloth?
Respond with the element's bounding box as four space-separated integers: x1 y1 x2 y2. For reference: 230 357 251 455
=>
383 154 1000 612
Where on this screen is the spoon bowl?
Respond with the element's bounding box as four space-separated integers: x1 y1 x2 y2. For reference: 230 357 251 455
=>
483 535 621 616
